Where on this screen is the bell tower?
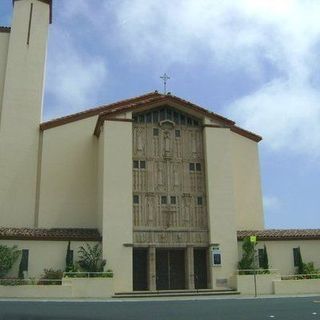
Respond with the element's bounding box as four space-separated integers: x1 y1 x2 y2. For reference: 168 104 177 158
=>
0 0 52 226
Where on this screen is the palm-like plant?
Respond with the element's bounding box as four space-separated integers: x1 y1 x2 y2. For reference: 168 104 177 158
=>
77 243 106 273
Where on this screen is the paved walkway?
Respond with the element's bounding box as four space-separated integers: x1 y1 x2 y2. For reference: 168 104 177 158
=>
0 295 320 319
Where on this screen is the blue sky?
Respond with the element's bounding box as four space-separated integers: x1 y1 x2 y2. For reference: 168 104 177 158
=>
1 0 319 229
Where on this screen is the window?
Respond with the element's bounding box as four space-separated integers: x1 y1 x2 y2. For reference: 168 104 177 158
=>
293 247 301 267
180 115 186 125
153 128 159 136
133 195 139 204
146 113 152 123
153 111 159 123
258 249 264 268
187 117 193 125
174 112 180 124
190 163 201 172
140 161 146 169
175 130 181 137
197 197 203 205
161 196 167 204
170 196 176 205
133 160 139 169
160 109 165 121
138 114 145 123
133 160 146 169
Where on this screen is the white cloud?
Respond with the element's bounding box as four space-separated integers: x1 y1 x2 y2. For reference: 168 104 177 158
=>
43 0 320 155
111 0 320 156
45 26 108 119
263 195 281 210
227 79 320 156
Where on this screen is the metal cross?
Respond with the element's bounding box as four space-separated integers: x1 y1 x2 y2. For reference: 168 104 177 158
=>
160 73 170 94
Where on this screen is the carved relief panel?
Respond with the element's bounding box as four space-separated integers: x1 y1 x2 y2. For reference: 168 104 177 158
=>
132 106 208 245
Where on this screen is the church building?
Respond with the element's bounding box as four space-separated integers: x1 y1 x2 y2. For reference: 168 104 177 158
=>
1 0 319 295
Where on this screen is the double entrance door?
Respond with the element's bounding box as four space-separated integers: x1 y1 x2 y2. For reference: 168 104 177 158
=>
132 248 208 291
156 249 185 290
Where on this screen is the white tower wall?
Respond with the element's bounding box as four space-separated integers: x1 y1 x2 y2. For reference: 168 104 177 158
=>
0 0 50 226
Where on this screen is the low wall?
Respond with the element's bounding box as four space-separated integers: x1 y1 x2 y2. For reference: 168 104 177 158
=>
274 279 320 295
234 273 281 295
63 278 114 298
0 285 72 298
0 278 114 299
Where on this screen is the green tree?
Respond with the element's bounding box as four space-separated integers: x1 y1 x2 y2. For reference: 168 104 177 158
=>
0 245 21 278
296 247 304 274
260 244 269 271
238 237 256 274
65 241 74 272
77 243 106 273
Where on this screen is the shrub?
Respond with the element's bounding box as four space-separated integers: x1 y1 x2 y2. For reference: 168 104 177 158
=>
77 243 106 273
0 245 21 278
260 245 269 272
238 237 256 274
0 277 25 286
38 268 63 285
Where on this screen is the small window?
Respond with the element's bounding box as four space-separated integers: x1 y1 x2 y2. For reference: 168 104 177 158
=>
140 161 146 169
153 111 159 123
170 196 176 205
167 109 172 120
175 130 181 138
293 247 301 267
138 115 145 123
133 195 139 204
197 197 203 205
133 116 138 123
189 163 195 171
133 160 139 169
153 128 159 136
180 115 186 125
161 196 167 204
160 109 165 121
187 117 193 125
174 112 180 124
196 163 201 171
146 113 152 123
193 120 199 126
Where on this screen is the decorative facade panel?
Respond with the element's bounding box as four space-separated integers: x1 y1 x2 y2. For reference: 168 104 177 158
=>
132 106 208 245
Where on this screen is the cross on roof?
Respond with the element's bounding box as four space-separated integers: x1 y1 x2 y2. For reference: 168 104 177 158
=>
160 73 170 94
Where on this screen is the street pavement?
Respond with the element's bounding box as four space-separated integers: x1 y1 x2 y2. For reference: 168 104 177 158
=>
0 295 320 320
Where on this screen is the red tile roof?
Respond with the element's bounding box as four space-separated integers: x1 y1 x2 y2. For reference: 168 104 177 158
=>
0 228 101 241
40 92 159 131
0 27 11 33
40 92 262 142
237 229 320 241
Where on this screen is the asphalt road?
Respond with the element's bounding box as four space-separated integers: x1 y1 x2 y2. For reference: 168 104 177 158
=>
0 296 320 320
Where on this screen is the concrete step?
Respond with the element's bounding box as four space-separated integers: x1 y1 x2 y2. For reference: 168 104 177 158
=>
113 289 240 298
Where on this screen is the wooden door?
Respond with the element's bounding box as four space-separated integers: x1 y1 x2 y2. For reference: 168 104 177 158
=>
156 249 185 290
194 248 208 289
133 248 148 291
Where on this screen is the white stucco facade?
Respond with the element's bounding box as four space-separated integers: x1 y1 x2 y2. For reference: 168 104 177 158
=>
0 0 319 296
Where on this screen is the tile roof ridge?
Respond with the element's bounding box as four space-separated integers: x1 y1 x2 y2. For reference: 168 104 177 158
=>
40 91 160 130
